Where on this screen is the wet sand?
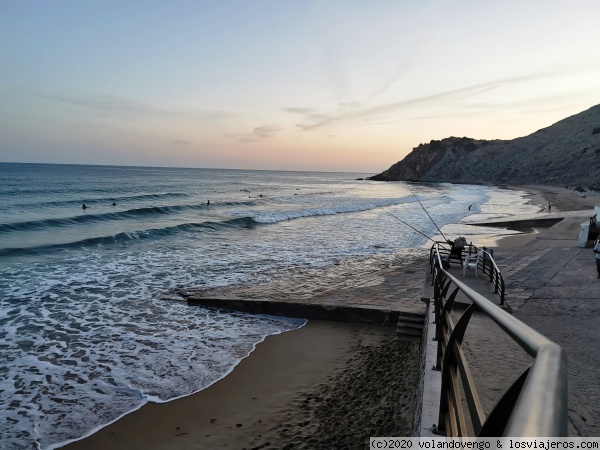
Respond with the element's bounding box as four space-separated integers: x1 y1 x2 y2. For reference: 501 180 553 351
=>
513 184 598 213
62 321 420 450
477 184 598 248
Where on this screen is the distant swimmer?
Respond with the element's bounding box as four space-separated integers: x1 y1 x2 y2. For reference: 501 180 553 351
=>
81 203 87 210
259 194 263 198
111 202 116 206
468 205 472 210
207 200 210 205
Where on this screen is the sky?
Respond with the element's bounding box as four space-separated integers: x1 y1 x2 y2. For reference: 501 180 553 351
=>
1 0 599 173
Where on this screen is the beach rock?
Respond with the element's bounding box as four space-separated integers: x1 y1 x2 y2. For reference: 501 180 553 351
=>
369 103 600 188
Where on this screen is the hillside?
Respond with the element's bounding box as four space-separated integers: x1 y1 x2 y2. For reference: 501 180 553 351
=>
369 104 600 189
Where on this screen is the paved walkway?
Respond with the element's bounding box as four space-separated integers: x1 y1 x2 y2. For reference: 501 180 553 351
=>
498 241 598 436
452 223 600 436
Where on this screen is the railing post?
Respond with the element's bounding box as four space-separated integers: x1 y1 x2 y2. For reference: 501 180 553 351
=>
433 271 444 370
437 303 478 436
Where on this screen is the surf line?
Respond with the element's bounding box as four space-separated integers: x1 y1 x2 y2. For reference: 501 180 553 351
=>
405 183 448 242
376 206 436 243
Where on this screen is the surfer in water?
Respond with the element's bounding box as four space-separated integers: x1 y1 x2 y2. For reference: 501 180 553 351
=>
207 200 210 205
112 202 116 206
81 203 87 210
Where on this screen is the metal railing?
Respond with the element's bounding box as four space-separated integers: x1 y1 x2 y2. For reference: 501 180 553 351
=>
429 241 505 304
429 242 568 437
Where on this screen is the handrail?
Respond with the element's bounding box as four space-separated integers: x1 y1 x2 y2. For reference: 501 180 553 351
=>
429 240 505 304
429 242 567 437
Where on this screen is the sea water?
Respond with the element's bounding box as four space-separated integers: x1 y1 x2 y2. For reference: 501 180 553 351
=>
0 163 539 449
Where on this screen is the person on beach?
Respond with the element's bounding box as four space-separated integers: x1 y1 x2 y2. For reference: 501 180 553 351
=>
594 239 600 278
548 201 552 212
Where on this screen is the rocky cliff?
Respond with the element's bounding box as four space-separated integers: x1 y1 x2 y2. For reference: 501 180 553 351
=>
369 104 600 189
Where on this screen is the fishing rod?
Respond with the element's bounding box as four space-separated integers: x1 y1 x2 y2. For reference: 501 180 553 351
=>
405 183 449 242
376 206 436 243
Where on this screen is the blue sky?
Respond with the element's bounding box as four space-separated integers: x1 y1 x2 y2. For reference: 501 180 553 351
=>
1 0 599 172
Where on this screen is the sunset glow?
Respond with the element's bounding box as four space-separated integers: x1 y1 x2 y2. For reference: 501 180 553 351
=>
1 0 599 172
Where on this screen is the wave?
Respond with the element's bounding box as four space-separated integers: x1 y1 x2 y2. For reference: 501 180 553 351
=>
0 217 259 257
243 197 418 224
9 192 191 209
0 200 260 233
4 194 414 234
0 195 451 255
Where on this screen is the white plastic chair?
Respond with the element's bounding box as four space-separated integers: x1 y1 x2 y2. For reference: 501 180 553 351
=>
462 250 483 277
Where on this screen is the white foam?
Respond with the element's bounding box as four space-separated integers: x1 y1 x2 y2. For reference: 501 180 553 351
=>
232 196 416 224
0 261 306 449
0 182 540 449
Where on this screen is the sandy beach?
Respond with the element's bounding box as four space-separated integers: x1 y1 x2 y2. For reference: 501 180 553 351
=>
479 185 598 248
513 185 598 213
63 321 420 449
60 184 598 448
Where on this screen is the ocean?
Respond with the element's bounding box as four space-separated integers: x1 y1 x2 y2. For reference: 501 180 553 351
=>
0 163 539 449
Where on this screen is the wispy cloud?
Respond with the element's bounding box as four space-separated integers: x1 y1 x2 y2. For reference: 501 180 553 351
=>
171 138 191 145
337 101 360 110
281 101 361 128
282 107 316 115
41 93 187 117
285 70 565 131
282 107 328 124
39 93 232 122
228 125 282 143
363 45 419 105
